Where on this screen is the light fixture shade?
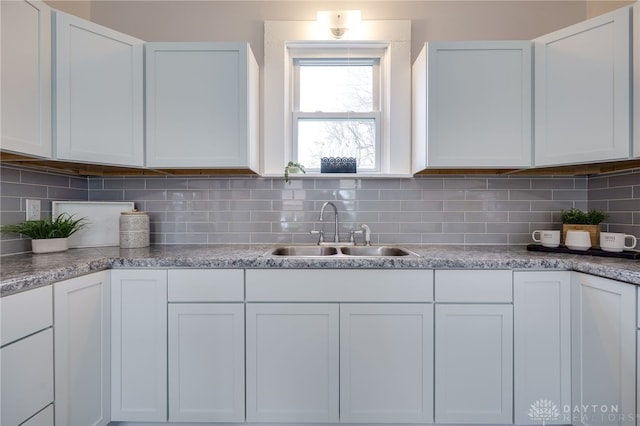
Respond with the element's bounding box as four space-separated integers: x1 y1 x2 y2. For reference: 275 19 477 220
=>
317 10 361 38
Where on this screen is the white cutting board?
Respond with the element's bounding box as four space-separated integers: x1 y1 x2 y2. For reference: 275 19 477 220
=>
52 201 135 248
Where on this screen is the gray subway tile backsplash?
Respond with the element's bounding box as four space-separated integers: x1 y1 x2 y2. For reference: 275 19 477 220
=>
1 164 639 255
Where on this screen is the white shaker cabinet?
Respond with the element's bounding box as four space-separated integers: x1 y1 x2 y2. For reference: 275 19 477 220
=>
54 11 144 166
534 6 632 167
54 271 111 426
246 303 340 423
434 270 513 424
146 42 259 170
572 272 636 426
1 0 52 158
340 303 434 424
110 269 168 422
167 269 245 423
412 41 532 170
0 286 54 426
513 271 571 425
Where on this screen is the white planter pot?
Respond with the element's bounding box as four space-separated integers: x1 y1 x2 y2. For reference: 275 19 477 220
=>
31 238 69 254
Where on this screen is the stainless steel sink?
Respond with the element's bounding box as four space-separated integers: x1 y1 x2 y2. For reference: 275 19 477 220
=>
265 245 419 258
269 246 339 257
339 246 416 257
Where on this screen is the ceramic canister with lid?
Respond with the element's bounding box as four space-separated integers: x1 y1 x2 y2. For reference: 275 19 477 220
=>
119 210 150 248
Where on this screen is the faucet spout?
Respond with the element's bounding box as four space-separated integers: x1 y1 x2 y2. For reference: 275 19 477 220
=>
319 201 340 243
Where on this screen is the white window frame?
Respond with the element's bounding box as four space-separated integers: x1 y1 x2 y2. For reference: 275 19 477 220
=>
263 20 411 176
290 50 384 172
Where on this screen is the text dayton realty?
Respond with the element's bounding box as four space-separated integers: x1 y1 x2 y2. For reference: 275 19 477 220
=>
529 401 633 424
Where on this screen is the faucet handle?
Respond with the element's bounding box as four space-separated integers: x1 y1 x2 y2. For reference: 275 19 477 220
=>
310 230 324 245
349 229 363 244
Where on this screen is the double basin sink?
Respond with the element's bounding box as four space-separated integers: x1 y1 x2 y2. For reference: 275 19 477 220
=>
265 245 419 258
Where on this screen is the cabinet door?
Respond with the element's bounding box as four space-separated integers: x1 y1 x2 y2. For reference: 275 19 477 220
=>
111 269 167 422
168 303 245 422
246 303 339 423
54 11 144 166
514 271 571 425
534 7 631 166
54 271 110 426
435 304 513 424
572 273 636 426
0 328 53 426
21 404 54 426
340 303 434 423
146 42 258 169
413 41 531 170
0 0 52 158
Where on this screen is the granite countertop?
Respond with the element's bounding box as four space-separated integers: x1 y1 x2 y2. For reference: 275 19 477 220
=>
1 244 639 297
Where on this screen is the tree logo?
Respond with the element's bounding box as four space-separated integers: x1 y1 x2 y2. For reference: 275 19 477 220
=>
529 399 560 425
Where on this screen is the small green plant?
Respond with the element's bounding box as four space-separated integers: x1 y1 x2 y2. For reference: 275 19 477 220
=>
284 161 306 184
560 208 607 225
0 213 87 239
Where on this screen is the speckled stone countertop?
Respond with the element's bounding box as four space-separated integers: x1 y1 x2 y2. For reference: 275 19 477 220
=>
1 244 639 297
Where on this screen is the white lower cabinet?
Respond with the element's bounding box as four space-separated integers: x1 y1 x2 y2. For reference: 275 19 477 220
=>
514 271 571 425
246 303 340 423
435 304 513 424
167 269 245 423
54 271 111 426
110 269 168 422
245 268 434 424
0 329 54 426
434 270 513 425
340 303 434 424
0 285 53 426
20 405 54 426
572 272 636 426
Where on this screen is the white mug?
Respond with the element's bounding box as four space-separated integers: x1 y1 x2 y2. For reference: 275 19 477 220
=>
565 230 592 250
600 232 637 252
532 230 560 248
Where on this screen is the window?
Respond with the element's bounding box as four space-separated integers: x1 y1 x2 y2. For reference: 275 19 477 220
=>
263 21 411 176
291 55 382 171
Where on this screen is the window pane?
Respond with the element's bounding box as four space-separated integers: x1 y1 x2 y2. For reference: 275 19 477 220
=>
297 119 376 170
299 65 373 112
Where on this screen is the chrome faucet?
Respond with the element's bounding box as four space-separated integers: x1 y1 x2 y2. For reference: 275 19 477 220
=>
319 201 340 243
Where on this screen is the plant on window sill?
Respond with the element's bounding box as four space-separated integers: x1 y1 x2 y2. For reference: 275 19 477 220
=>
284 161 306 183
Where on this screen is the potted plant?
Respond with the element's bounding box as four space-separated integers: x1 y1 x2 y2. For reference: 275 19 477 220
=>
560 208 607 247
0 213 87 254
284 161 306 184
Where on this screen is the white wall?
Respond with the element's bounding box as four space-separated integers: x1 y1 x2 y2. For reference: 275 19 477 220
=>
47 0 598 64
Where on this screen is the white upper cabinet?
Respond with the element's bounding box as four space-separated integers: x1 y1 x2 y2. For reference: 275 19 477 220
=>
53 11 144 166
412 41 532 170
534 6 632 167
146 42 259 170
1 0 52 158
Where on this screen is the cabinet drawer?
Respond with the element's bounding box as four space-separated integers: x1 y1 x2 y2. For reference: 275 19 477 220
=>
0 328 54 426
435 270 512 302
168 269 244 302
0 286 52 346
246 269 433 302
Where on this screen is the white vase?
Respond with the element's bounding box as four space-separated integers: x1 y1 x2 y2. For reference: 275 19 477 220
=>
31 238 69 254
